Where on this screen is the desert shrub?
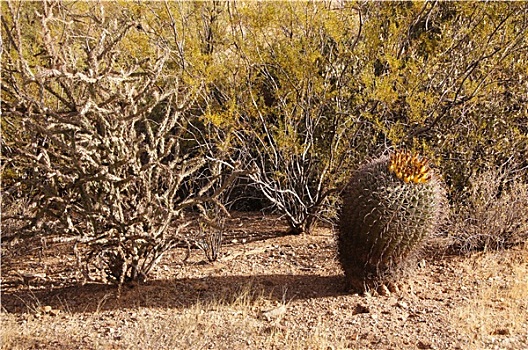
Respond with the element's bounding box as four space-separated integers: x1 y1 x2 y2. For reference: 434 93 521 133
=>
1 1 244 287
450 165 528 252
355 2 528 192
0 191 32 243
2 1 527 274
203 2 372 234
204 2 528 233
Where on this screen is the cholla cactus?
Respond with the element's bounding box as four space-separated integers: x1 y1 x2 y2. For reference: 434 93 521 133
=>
338 150 446 293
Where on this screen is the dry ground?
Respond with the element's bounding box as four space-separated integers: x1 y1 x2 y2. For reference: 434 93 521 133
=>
1 213 527 349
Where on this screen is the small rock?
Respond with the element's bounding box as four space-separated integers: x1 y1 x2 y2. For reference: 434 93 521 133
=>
397 301 409 309
19 271 47 279
417 340 433 349
40 305 52 313
261 304 287 322
49 308 61 317
352 303 370 315
378 284 391 296
18 271 47 284
398 312 409 322
492 328 510 336
387 282 400 294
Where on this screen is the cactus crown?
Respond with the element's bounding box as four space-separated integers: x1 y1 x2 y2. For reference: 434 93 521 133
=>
388 150 431 184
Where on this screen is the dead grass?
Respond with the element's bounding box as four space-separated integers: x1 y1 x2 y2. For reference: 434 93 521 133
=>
450 248 528 348
2 217 527 350
1 314 21 350
451 169 528 252
1 281 348 350
0 193 32 241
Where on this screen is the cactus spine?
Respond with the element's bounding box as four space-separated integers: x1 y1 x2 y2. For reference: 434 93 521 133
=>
338 151 446 292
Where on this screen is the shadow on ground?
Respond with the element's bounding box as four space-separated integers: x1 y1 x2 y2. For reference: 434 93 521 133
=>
1 273 347 314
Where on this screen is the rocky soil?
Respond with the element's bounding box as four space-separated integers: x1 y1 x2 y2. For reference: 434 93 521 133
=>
2 213 527 349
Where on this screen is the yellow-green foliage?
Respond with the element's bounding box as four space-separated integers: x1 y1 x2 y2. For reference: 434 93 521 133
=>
3 1 527 218
351 2 528 191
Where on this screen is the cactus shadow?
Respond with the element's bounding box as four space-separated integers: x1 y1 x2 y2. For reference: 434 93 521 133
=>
1 273 347 314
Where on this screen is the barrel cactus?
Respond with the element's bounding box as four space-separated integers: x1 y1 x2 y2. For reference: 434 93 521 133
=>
338 150 446 293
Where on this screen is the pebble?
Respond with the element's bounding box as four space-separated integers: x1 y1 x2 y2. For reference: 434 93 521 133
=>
397 301 409 309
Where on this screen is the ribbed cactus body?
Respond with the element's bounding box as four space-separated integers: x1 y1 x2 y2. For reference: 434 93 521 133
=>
338 152 446 292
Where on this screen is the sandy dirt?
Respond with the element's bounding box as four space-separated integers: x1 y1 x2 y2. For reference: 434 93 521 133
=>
2 212 527 349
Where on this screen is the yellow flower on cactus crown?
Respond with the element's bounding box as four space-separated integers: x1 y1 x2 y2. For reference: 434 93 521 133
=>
389 150 431 184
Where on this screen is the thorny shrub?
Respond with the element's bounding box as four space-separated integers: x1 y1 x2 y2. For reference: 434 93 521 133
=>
1 1 245 288
450 164 528 253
